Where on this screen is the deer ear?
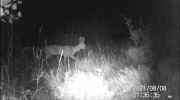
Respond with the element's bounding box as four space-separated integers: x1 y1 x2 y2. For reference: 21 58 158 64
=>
81 37 85 42
79 37 85 43
82 37 85 41
79 37 82 42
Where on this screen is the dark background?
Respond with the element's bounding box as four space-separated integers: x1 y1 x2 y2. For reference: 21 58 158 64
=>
0 0 179 95
2 0 179 47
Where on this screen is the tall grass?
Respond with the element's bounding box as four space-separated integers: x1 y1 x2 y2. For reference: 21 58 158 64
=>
1 16 178 100
40 40 152 100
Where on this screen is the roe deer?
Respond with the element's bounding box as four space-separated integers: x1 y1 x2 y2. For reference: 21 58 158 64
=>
45 37 86 64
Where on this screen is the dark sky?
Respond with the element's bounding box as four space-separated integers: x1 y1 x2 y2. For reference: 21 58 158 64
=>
13 0 178 46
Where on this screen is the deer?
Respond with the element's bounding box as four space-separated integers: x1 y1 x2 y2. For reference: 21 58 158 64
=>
44 37 86 65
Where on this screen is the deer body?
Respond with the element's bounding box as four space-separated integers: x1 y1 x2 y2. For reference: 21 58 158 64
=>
45 37 85 64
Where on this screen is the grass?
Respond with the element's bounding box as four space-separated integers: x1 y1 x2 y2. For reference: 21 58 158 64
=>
1 41 154 100
1 17 179 100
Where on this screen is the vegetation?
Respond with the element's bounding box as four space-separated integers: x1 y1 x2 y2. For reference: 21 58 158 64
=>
1 1 179 100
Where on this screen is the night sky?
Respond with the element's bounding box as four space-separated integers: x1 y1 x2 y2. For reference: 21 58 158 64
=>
12 0 178 46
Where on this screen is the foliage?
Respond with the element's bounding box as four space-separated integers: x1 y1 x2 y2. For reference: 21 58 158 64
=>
0 0 22 24
1 10 178 100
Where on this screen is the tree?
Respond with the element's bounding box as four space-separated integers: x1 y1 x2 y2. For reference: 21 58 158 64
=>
1 0 22 24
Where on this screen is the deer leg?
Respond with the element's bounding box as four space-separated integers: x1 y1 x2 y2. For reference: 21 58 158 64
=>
63 56 68 71
70 56 79 63
64 56 67 65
